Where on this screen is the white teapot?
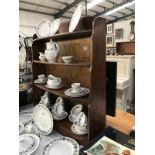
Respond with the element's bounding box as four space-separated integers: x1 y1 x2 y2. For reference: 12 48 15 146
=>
45 40 59 62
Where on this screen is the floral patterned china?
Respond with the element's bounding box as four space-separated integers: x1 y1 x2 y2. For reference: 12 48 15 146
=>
19 122 24 135
19 134 40 155
19 113 33 126
36 19 51 38
33 104 53 135
42 137 79 155
69 4 83 33
49 18 61 36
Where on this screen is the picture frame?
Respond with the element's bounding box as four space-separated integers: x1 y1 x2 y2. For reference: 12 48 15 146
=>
115 28 123 39
107 24 113 34
106 35 114 47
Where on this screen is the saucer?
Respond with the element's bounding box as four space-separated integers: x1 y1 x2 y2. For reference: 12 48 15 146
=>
46 84 63 89
64 87 89 97
34 78 47 84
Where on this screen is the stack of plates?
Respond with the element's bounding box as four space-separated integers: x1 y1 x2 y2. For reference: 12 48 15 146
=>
64 87 89 97
42 137 79 155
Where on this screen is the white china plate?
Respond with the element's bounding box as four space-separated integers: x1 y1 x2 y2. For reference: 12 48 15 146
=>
19 122 25 135
34 78 47 84
36 19 51 38
49 19 60 36
71 124 88 135
64 87 89 97
69 4 83 33
46 84 63 89
33 104 53 135
19 134 40 155
42 137 79 155
19 113 33 126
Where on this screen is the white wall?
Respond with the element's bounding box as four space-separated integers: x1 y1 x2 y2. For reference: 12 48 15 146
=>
107 19 135 47
19 11 54 37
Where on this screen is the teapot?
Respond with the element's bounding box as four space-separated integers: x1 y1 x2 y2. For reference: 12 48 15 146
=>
47 76 61 88
45 40 59 62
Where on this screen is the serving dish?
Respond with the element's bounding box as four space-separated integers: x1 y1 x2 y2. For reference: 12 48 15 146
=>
33 104 53 135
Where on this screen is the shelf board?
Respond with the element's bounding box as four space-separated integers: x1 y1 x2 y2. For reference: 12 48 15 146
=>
34 84 89 105
54 119 88 145
33 30 92 42
33 60 90 67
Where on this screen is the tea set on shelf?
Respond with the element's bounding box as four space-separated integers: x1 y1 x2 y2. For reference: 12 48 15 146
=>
69 104 88 135
38 40 73 64
19 4 84 155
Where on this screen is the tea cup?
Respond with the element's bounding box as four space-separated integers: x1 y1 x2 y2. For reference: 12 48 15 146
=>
47 77 61 88
71 83 81 94
38 74 45 81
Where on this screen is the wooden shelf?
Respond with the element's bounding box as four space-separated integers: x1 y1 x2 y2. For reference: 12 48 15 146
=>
33 60 90 67
54 119 88 145
34 84 89 105
33 30 92 42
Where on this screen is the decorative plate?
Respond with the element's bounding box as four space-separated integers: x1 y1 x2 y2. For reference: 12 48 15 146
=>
46 84 63 89
33 104 53 135
49 19 61 36
64 87 89 97
69 4 83 33
19 122 25 135
71 124 88 135
34 78 47 84
19 134 40 155
19 113 33 126
42 137 79 155
36 19 51 38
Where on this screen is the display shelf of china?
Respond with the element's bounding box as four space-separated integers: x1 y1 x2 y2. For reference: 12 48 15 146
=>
33 30 92 42
33 60 90 67
34 84 89 105
32 17 107 145
53 119 88 145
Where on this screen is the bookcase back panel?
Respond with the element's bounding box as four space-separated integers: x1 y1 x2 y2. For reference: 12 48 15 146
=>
45 66 91 87
57 38 92 63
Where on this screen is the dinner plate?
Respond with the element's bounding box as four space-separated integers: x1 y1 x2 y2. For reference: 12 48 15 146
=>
36 19 51 38
42 137 79 155
69 4 83 32
34 78 47 84
19 122 25 135
33 104 53 135
49 19 60 36
71 124 88 135
19 113 33 126
19 134 40 155
46 84 63 89
64 87 89 97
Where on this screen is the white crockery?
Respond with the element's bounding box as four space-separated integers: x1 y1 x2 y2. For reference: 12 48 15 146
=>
38 74 45 82
39 52 46 62
47 76 62 88
19 122 24 135
49 19 61 36
69 4 83 32
74 112 88 127
62 56 73 64
45 40 59 62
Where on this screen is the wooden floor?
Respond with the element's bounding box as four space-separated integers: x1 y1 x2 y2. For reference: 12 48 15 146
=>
106 109 135 135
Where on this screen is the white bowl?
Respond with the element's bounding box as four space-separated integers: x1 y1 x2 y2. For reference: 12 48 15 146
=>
62 56 73 64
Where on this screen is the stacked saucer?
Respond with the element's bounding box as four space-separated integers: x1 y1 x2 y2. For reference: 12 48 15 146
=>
71 112 88 135
52 97 68 120
65 83 89 98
